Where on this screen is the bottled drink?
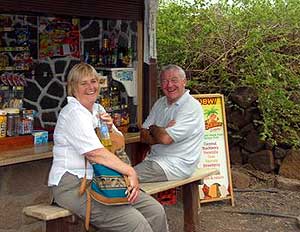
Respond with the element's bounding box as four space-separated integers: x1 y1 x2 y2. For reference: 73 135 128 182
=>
111 47 118 67
110 85 121 111
127 48 133 67
117 46 124 67
98 116 112 148
123 47 130 67
99 87 110 109
121 104 130 126
89 47 97 66
101 37 110 66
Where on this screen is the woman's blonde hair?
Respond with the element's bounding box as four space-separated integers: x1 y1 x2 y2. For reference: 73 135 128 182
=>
67 62 100 96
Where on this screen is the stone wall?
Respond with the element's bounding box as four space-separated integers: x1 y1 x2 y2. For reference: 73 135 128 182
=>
0 14 137 130
226 86 300 180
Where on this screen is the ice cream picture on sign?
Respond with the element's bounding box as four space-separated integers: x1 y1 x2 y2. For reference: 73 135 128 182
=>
204 107 222 130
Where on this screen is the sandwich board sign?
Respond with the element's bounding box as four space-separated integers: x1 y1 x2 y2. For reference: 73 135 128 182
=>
193 94 234 206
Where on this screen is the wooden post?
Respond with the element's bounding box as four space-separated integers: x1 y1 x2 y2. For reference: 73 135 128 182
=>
148 58 158 111
137 20 144 126
142 58 158 121
182 182 200 232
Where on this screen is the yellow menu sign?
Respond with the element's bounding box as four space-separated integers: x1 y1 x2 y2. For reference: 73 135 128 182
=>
193 94 234 206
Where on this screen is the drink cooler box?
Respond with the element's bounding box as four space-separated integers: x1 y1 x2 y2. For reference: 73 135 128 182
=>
155 188 177 206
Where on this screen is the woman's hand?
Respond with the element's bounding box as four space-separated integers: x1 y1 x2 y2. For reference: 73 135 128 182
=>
100 113 113 131
126 168 140 203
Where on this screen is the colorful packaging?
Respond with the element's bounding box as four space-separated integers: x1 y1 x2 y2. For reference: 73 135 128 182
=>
0 110 7 138
32 130 48 144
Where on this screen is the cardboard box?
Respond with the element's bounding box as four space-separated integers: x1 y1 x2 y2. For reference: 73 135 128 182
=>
32 130 48 144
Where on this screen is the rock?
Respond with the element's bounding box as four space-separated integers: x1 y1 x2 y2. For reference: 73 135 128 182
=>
275 175 300 191
230 146 243 165
242 130 265 153
274 146 288 159
248 150 275 173
227 108 252 129
279 149 300 180
231 169 251 189
241 148 251 163
230 87 258 109
274 158 282 169
239 123 255 137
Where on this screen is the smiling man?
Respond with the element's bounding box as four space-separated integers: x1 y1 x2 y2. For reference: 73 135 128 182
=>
134 64 205 182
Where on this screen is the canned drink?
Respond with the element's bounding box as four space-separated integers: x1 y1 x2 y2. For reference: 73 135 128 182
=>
0 110 6 138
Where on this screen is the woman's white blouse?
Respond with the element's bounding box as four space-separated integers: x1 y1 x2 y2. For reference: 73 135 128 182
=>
48 97 104 186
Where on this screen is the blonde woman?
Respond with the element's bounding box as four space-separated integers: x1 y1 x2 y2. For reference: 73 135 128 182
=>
48 63 168 232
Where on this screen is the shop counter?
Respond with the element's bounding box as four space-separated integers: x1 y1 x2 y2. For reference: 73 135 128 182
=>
0 132 140 167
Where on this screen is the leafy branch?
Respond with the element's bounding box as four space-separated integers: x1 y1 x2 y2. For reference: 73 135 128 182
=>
157 0 300 147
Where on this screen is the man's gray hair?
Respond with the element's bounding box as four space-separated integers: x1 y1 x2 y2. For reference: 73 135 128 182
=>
160 64 186 80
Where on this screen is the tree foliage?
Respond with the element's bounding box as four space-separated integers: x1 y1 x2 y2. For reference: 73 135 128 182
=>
157 0 300 147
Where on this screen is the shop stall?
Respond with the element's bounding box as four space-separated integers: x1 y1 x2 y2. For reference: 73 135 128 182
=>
0 1 158 231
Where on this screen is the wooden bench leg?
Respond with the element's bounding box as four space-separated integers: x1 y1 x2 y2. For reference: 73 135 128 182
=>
46 215 82 232
182 182 200 232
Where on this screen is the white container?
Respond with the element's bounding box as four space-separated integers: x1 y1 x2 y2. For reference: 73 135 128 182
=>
32 130 48 144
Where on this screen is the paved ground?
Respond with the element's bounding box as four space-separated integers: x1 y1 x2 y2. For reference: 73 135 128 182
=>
164 188 300 232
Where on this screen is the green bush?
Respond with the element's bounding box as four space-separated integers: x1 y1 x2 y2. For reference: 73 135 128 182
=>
157 0 300 147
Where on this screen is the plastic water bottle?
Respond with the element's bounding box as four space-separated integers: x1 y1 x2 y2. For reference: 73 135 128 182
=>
98 117 112 148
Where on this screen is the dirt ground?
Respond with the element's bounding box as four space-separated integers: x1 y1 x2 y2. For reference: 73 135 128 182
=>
164 178 300 232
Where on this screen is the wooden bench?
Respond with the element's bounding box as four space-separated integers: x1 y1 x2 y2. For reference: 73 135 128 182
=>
23 167 218 232
140 167 218 232
23 204 80 232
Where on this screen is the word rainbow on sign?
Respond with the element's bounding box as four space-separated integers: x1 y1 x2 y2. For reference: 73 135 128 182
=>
193 93 234 206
